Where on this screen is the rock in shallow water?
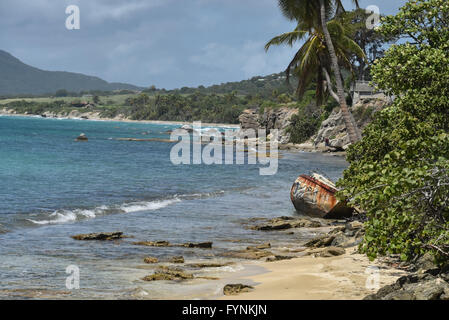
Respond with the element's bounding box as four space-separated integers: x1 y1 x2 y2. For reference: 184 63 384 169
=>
169 256 185 264
250 217 322 231
142 269 193 282
133 240 171 247
143 257 159 264
181 242 213 249
71 232 124 241
75 133 88 142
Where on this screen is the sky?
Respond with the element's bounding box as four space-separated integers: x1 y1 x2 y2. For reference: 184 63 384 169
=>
0 0 407 89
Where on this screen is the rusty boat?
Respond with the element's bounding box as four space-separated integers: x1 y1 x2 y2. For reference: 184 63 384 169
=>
290 173 354 218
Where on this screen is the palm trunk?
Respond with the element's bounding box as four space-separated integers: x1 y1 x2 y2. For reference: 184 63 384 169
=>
319 0 361 143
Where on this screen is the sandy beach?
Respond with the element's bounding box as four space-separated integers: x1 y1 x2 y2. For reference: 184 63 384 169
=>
221 247 406 300
0 109 240 128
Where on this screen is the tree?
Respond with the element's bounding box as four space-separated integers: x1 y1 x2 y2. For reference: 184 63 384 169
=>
265 17 365 106
277 0 361 143
339 9 391 81
338 0 449 263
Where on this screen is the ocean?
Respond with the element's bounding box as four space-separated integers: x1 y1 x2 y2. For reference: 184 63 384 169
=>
0 115 348 299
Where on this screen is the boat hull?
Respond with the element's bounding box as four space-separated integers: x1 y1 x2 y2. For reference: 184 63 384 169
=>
290 174 353 218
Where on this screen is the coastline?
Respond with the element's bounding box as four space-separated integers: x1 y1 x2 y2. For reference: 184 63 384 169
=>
0 109 345 156
0 114 356 300
0 109 240 128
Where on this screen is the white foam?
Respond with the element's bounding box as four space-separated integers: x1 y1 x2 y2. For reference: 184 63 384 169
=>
120 198 181 213
27 198 181 225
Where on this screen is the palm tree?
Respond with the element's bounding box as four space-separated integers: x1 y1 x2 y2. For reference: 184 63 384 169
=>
265 18 365 106
277 0 361 143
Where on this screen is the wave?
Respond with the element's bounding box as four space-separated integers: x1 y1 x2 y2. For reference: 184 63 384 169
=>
27 198 181 225
25 190 227 226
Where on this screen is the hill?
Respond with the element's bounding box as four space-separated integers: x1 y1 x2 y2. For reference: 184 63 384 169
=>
0 50 142 95
146 73 294 98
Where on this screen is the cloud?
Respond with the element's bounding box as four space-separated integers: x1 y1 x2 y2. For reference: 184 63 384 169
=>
82 0 169 22
190 40 298 79
0 0 406 89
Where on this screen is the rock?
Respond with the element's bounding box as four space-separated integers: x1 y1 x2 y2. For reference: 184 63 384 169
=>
143 269 193 282
71 232 124 241
312 98 388 150
143 257 159 264
238 107 298 144
223 284 254 296
365 269 449 300
330 232 349 247
133 241 171 247
75 133 88 142
180 125 196 133
251 217 321 231
221 249 273 260
319 246 346 257
247 243 271 250
169 256 185 264
254 222 292 231
156 266 184 272
305 235 336 248
346 221 364 231
414 252 437 272
181 242 213 249
187 262 233 269
413 279 449 300
266 255 295 262
238 109 260 131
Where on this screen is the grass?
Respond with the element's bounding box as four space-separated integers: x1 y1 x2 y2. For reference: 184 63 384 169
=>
0 94 137 105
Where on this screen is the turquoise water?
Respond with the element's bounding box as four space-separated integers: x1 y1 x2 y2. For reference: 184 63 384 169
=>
0 115 348 299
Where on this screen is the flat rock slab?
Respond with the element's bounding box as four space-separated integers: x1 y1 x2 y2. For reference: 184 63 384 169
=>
133 241 213 249
72 232 124 241
133 241 171 247
181 242 213 248
250 217 322 231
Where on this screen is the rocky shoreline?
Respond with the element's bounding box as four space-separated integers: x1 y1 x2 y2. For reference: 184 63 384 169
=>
1 97 389 156
68 212 442 300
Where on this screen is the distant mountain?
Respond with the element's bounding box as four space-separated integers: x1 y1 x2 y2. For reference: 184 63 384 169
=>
0 50 142 95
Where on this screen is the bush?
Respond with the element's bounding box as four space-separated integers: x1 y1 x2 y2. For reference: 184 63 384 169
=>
337 0 449 264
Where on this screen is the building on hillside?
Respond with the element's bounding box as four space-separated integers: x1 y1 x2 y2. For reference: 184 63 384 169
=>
351 80 389 104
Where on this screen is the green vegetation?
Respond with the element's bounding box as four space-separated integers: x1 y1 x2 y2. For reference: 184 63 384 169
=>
338 0 449 264
275 0 362 144
0 73 297 124
103 92 247 124
265 12 365 106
